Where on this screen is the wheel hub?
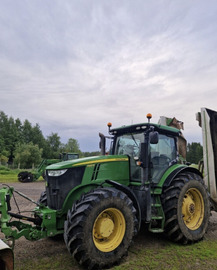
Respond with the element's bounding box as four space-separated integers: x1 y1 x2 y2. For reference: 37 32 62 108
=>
93 208 126 252
95 214 114 238
182 188 204 230
183 193 195 217
189 203 195 214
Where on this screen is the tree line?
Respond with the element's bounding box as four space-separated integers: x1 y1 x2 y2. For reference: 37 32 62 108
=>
186 142 203 164
0 111 100 168
0 111 203 169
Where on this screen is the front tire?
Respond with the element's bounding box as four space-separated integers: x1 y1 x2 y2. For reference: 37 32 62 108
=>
64 187 138 269
162 172 210 243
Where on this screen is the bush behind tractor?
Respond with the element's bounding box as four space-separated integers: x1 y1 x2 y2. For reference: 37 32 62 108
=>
0 108 217 269
17 152 79 182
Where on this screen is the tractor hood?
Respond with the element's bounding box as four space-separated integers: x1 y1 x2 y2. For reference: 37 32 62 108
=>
45 155 130 210
46 155 129 170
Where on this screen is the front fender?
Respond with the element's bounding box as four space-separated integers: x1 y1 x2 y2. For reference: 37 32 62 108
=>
60 182 102 215
59 179 142 233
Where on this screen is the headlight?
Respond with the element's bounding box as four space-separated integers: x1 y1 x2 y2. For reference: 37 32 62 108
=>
47 169 67 177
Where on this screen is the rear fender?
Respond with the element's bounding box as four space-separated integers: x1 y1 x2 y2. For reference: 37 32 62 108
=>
163 166 203 188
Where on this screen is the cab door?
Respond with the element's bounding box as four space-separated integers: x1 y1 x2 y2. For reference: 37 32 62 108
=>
150 134 177 183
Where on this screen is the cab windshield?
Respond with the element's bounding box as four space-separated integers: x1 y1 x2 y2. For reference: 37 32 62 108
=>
114 132 177 183
114 133 144 157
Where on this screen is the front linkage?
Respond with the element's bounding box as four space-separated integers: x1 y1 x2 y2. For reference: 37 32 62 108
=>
0 186 60 243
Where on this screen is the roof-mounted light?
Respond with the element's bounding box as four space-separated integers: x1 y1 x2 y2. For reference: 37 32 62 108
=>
146 113 152 123
107 122 112 133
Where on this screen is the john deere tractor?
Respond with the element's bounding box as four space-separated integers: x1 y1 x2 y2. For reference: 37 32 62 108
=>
0 112 215 269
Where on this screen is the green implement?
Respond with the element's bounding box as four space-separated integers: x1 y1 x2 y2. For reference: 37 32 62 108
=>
18 152 79 182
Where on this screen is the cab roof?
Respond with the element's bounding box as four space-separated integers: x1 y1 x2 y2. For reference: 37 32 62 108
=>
109 122 181 137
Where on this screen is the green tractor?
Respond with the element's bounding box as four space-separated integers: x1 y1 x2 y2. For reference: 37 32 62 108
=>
0 112 215 269
17 152 79 182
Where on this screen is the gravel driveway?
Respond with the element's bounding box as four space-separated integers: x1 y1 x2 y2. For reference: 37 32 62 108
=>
1 181 217 270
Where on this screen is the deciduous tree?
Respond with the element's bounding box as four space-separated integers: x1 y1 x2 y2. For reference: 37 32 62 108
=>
14 143 42 169
186 142 203 164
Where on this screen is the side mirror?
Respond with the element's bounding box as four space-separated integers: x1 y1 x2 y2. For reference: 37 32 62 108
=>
149 131 159 144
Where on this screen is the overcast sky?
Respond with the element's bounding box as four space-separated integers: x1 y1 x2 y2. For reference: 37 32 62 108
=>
0 0 217 151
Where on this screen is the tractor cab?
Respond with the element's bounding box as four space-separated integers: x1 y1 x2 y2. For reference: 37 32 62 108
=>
100 114 180 185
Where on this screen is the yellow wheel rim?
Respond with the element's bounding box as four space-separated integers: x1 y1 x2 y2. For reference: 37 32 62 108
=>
182 188 204 230
92 208 126 252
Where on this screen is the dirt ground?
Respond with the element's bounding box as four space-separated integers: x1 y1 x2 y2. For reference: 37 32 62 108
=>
1 181 217 269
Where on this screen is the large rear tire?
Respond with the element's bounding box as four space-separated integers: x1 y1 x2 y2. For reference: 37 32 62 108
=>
162 172 210 244
64 187 138 269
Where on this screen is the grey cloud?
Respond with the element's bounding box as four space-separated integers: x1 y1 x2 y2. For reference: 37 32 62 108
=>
1 1 217 151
